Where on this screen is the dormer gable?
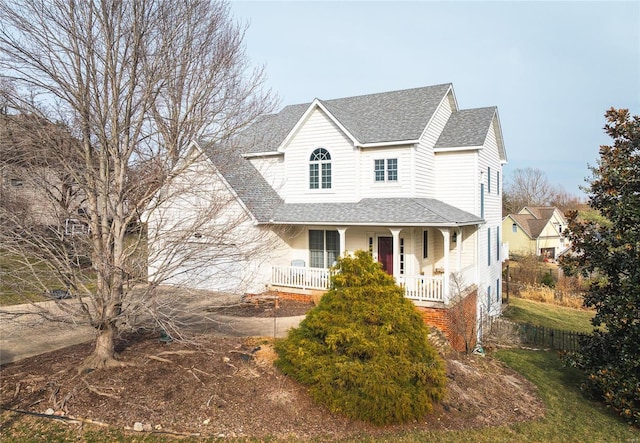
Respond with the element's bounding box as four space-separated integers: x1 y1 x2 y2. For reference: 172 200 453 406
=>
236 83 454 154
279 99 360 151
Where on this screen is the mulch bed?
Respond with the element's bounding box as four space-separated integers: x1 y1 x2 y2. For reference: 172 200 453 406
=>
208 297 315 318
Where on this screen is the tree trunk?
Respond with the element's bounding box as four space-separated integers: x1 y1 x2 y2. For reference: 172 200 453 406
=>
77 323 125 373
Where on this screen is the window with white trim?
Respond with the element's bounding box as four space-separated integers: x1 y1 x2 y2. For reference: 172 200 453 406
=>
374 158 398 182
309 148 331 189
309 230 339 268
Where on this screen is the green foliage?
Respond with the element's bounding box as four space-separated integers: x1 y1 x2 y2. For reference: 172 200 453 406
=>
275 250 446 425
561 108 640 426
540 271 555 288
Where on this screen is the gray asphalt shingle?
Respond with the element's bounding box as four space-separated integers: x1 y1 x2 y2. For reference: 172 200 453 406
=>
320 84 452 144
434 107 497 148
270 198 482 226
203 143 283 223
238 84 453 151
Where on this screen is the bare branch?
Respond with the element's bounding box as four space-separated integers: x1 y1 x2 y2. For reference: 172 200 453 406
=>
0 0 276 370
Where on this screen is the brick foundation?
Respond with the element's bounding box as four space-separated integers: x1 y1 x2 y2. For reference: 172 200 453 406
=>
415 290 477 353
252 288 478 352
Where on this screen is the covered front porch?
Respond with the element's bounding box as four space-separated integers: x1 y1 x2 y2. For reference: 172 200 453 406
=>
269 224 478 304
270 266 445 302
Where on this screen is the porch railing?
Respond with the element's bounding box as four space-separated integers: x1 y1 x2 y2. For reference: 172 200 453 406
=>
397 275 445 303
271 265 331 290
271 265 445 302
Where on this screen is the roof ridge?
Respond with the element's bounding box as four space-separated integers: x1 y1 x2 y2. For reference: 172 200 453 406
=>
319 83 452 105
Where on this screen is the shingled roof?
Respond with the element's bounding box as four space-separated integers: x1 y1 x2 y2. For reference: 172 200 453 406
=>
319 84 452 144
509 214 548 239
238 83 454 152
202 143 283 223
508 207 564 239
270 198 482 226
434 107 496 148
235 103 309 154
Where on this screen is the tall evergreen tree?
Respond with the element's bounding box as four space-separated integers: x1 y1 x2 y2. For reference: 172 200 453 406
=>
562 108 640 426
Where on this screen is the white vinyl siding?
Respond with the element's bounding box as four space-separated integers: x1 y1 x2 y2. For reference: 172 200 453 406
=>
414 91 455 197
434 150 477 213
359 147 411 198
146 150 287 294
479 119 503 227
477 118 504 314
283 108 356 203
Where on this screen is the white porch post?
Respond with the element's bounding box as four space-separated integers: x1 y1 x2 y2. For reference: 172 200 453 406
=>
439 228 451 303
389 228 401 280
337 227 348 257
455 228 462 274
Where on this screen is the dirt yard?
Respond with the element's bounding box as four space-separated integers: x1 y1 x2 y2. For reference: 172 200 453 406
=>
0 299 545 441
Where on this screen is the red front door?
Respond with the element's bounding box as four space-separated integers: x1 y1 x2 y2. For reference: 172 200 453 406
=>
378 237 393 275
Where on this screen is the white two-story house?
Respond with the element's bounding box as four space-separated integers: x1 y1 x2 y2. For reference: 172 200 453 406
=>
147 83 508 348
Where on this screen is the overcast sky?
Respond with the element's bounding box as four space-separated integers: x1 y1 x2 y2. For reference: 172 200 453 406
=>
230 1 640 198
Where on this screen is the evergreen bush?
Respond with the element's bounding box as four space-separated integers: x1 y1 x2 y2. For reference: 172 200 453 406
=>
540 271 555 288
275 251 446 425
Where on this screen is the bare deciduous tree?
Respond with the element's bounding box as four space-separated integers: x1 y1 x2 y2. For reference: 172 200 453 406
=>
548 188 584 214
503 167 583 215
0 0 275 371
503 167 556 214
447 273 478 353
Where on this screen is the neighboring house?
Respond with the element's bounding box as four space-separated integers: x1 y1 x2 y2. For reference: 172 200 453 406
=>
147 83 508 348
0 113 86 230
502 206 569 259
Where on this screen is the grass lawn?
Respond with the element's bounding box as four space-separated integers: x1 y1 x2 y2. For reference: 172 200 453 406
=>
503 297 596 334
0 249 100 306
0 251 55 305
365 350 636 443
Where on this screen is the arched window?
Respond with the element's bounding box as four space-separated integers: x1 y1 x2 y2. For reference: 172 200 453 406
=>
309 148 331 189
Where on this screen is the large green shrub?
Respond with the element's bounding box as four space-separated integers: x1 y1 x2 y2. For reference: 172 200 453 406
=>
274 251 446 425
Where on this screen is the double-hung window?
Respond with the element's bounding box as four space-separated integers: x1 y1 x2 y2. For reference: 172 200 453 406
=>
309 230 339 268
309 148 331 189
374 158 398 182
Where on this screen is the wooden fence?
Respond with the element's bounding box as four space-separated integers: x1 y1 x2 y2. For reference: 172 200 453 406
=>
518 323 586 352
483 316 586 352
